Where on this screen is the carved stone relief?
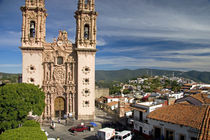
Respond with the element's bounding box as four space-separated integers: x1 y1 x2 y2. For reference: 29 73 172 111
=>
54 66 65 84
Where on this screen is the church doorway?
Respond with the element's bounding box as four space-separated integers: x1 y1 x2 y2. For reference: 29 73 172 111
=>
54 97 65 118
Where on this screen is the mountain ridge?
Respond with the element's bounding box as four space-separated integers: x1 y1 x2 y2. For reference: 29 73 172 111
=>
1 69 210 84
96 69 210 84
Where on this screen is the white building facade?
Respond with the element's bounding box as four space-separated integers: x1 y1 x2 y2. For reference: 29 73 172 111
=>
132 102 163 138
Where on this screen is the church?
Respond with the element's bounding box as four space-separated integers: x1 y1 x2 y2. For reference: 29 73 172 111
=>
20 0 98 120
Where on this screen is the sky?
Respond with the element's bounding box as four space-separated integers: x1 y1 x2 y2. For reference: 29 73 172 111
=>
0 0 210 73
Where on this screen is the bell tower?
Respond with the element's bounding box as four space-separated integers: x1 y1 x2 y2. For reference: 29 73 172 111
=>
20 0 47 47
75 0 97 48
75 0 98 120
20 0 47 86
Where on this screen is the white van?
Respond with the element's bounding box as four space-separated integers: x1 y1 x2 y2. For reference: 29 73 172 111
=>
114 130 132 140
97 127 115 140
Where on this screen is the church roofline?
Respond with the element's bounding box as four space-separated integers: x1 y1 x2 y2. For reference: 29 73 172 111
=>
75 48 97 52
19 47 44 51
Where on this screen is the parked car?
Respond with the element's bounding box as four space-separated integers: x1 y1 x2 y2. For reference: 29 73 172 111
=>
68 125 88 132
114 130 132 140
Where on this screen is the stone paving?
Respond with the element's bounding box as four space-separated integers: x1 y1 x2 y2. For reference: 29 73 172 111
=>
41 108 113 140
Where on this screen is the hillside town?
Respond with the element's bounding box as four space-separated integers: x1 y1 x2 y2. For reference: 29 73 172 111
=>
95 75 210 140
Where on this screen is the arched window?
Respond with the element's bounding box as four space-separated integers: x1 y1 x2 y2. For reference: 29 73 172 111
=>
57 56 63 65
84 24 89 40
85 0 88 5
30 21 35 38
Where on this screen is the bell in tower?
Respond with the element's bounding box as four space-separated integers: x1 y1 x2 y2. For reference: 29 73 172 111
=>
30 21 35 38
84 24 89 40
75 0 98 48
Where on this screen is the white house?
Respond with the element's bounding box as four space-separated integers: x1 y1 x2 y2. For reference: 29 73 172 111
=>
132 101 163 138
169 92 184 99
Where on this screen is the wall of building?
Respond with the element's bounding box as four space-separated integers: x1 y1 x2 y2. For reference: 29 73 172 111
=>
134 120 151 135
95 87 109 99
76 51 95 120
148 104 162 112
133 103 163 137
22 52 43 87
148 119 199 139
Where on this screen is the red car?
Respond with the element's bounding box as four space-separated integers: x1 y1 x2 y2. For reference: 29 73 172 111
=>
69 125 88 132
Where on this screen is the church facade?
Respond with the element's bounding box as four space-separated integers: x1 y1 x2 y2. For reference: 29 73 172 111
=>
20 0 98 120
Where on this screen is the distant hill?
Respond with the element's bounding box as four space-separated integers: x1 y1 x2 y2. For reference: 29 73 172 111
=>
1 69 210 84
0 72 20 83
96 69 210 84
182 70 210 84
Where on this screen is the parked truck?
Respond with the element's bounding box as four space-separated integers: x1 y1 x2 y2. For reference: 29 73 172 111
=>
97 127 115 140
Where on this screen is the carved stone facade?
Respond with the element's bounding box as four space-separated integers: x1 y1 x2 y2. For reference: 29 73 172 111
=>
20 0 97 120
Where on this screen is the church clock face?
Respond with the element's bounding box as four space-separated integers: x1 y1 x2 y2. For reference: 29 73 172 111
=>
57 41 63 46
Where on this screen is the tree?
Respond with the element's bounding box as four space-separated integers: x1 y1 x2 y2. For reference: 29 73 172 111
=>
109 86 121 95
0 120 47 140
171 81 181 92
0 83 45 133
123 89 130 94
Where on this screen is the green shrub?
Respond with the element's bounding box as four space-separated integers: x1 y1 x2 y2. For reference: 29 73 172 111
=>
0 126 47 140
22 120 40 127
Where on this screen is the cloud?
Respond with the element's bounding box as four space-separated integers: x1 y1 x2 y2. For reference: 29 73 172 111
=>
0 31 21 49
96 55 210 71
0 64 21 68
97 39 107 46
97 0 210 44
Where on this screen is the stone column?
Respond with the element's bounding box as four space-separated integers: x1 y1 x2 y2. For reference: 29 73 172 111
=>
72 93 75 115
70 93 72 113
49 94 52 118
50 62 53 81
66 93 69 115
44 95 47 119
51 94 54 118
22 13 25 41
94 18 96 41
66 63 69 84
78 17 81 42
43 63 46 82
37 11 40 41
72 62 75 82
25 14 28 41
81 18 84 42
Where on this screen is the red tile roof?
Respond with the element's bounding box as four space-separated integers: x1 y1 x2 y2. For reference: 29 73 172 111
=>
147 104 207 129
106 101 118 107
199 106 210 140
190 93 210 105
